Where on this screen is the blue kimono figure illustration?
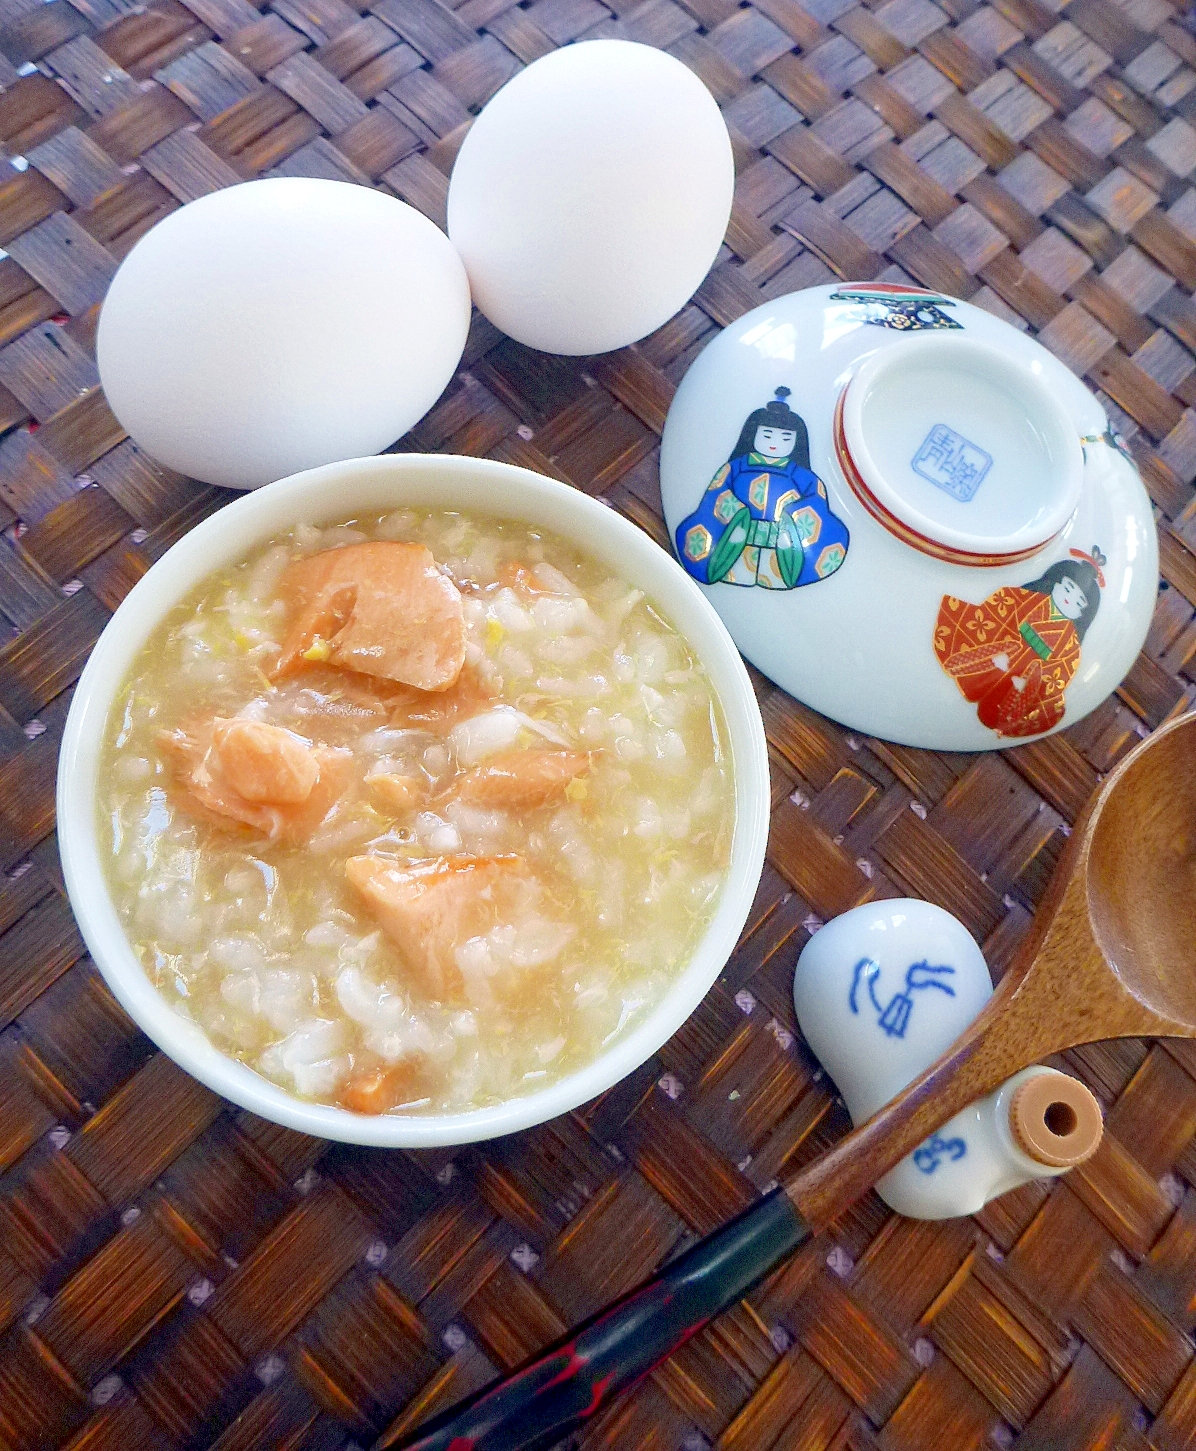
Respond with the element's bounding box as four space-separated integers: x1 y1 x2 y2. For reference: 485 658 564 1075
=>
675 387 850 590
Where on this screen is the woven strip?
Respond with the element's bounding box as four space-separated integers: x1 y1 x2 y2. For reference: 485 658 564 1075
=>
0 1 1192 1447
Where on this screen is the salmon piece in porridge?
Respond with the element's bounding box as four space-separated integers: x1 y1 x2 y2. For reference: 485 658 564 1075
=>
366 773 424 817
276 542 466 690
213 718 319 802
159 719 352 844
448 749 593 810
386 664 498 732
498 561 555 597
339 1059 428 1115
345 854 542 1001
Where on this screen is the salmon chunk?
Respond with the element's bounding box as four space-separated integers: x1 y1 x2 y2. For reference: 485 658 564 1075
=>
498 562 551 597
276 542 466 691
212 719 319 803
387 664 497 732
366 773 423 817
345 854 532 1000
449 749 593 810
338 1059 427 1115
159 719 352 844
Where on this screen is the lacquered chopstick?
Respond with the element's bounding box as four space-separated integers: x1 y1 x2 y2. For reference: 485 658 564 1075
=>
377 1005 1078 1445
376 1074 942 1451
377 1185 807 1451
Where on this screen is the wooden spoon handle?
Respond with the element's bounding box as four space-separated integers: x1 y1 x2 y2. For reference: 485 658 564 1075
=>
789 1037 989 1226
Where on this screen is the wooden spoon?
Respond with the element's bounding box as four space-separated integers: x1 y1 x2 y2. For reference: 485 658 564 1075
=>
385 711 1196 1451
792 708 1195 1223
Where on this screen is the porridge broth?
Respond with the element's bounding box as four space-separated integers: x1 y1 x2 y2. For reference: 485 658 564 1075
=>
100 509 735 1115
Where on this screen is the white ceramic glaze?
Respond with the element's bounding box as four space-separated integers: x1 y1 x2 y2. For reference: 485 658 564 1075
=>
793 899 1076 1219
875 1065 1074 1220
660 283 1158 750
56 454 770 1148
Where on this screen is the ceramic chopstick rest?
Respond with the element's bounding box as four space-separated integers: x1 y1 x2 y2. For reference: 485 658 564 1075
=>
660 282 1157 750
793 900 1101 1219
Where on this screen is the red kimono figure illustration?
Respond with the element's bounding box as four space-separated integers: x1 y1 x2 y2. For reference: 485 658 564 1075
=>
934 547 1106 739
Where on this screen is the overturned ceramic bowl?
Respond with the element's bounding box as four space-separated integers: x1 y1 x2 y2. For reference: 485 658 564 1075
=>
56 453 770 1147
660 283 1158 751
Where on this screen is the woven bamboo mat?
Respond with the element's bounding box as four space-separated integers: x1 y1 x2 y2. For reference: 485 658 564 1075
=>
0 0 1193 1446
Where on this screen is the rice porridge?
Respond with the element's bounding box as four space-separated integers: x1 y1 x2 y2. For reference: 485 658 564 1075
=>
99 510 735 1116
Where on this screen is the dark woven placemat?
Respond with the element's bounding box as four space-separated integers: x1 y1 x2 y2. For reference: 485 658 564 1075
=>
0 1 1193 1446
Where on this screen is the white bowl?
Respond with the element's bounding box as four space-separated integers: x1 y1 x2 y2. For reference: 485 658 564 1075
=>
660 283 1157 751
56 454 770 1147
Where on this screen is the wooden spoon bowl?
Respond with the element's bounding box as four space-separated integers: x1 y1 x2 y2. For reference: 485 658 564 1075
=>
1088 714 1196 1028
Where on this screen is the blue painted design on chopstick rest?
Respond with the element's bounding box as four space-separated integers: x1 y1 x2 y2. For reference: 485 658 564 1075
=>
848 958 957 1039
912 425 992 502
913 1134 968 1173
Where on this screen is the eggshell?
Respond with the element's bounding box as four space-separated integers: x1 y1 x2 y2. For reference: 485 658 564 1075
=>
97 178 471 490
447 40 733 356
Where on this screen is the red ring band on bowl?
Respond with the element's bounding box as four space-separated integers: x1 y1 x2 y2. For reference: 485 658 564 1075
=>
831 388 1064 569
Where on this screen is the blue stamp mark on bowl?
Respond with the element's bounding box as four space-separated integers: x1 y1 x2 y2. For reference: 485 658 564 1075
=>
911 424 992 502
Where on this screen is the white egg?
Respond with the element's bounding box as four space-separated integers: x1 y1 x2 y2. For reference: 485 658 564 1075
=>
447 40 733 356
97 179 471 490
